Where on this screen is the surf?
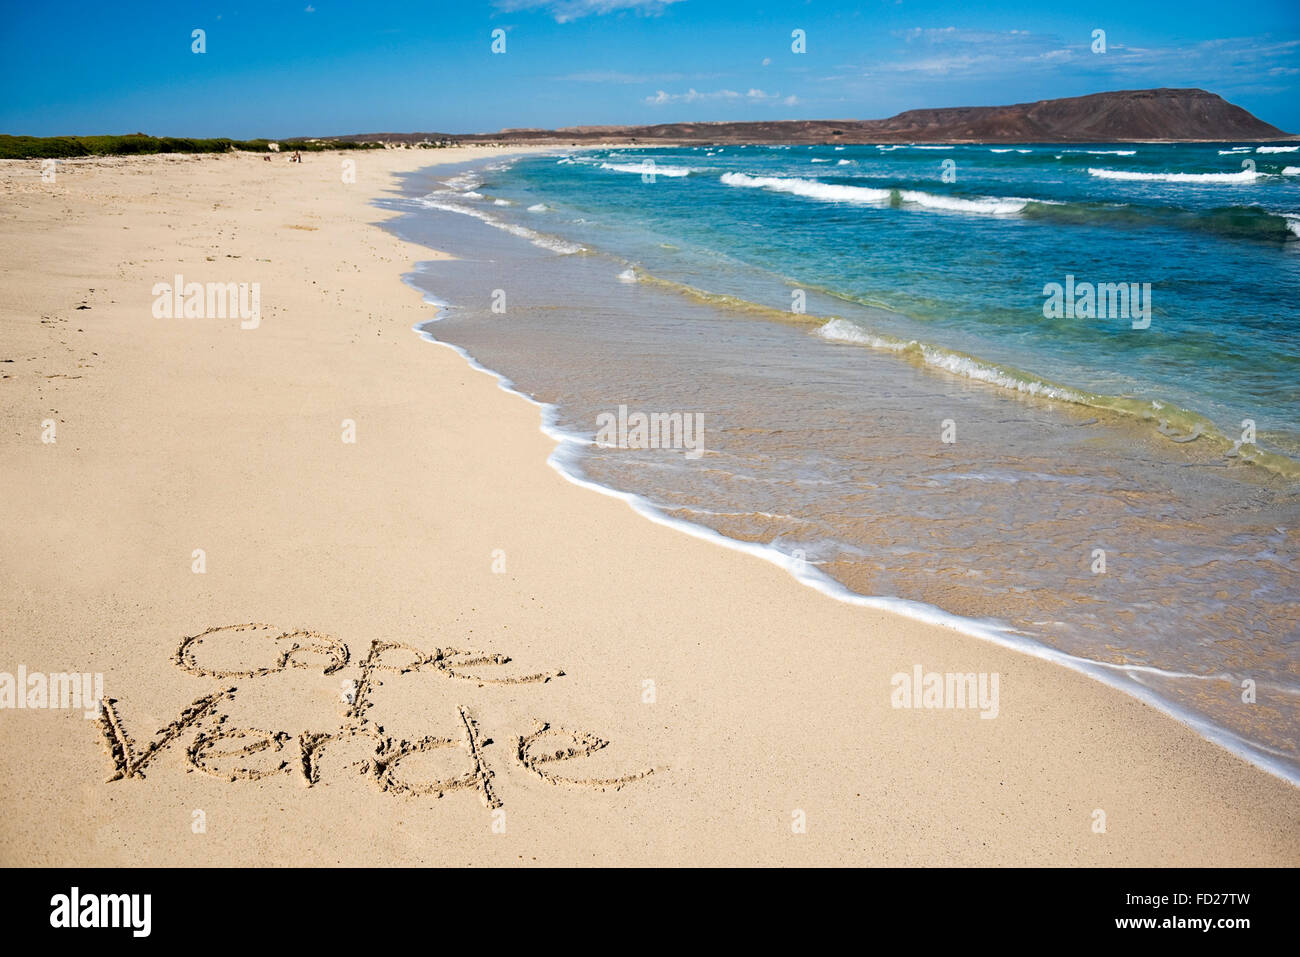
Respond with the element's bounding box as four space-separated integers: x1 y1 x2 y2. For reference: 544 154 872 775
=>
1087 167 1261 183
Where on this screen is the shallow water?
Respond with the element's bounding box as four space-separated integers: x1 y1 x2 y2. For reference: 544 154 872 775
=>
378 145 1300 782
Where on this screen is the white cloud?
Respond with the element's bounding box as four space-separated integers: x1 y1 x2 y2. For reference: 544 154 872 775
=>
495 0 686 23
835 29 1300 89
645 87 797 106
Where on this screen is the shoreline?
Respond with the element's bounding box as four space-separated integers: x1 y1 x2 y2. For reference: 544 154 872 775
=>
390 153 1300 788
1 149 1297 865
417 310 1300 789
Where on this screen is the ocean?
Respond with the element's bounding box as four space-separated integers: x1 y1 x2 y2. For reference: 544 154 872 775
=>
378 141 1300 783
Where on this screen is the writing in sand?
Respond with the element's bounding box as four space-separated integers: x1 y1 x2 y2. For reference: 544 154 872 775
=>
96 623 657 809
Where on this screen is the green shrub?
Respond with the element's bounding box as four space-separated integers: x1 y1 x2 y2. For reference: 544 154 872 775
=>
0 134 384 159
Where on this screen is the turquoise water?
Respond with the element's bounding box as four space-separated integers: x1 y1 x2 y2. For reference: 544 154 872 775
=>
491 143 1300 460
380 143 1300 783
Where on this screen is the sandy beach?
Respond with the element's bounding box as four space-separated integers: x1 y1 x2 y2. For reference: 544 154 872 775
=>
0 147 1296 867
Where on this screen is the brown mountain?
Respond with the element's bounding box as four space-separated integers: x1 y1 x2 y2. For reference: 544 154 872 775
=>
334 88 1290 146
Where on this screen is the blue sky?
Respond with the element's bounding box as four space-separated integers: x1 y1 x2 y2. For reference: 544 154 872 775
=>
2 0 1298 137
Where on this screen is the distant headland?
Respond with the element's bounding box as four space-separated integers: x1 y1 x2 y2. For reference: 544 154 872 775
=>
335 88 1291 147
2 88 1291 158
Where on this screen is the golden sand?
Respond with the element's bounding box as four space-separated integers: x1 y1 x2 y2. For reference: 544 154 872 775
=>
0 148 1295 865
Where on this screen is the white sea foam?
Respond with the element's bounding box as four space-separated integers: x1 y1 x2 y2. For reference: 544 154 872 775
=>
1088 167 1260 184
1219 147 1251 154
527 203 548 212
819 320 1085 401
417 195 583 254
598 161 694 177
1062 149 1136 156
836 159 854 165
721 172 1030 215
720 171 892 204
896 189 1028 215
442 173 482 191
916 346 1085 400
816 318 906 351
1283 166 1300 176
990 148 1032 154
1288 216 1300 239
1257 145 1299 153
616 267 637 283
